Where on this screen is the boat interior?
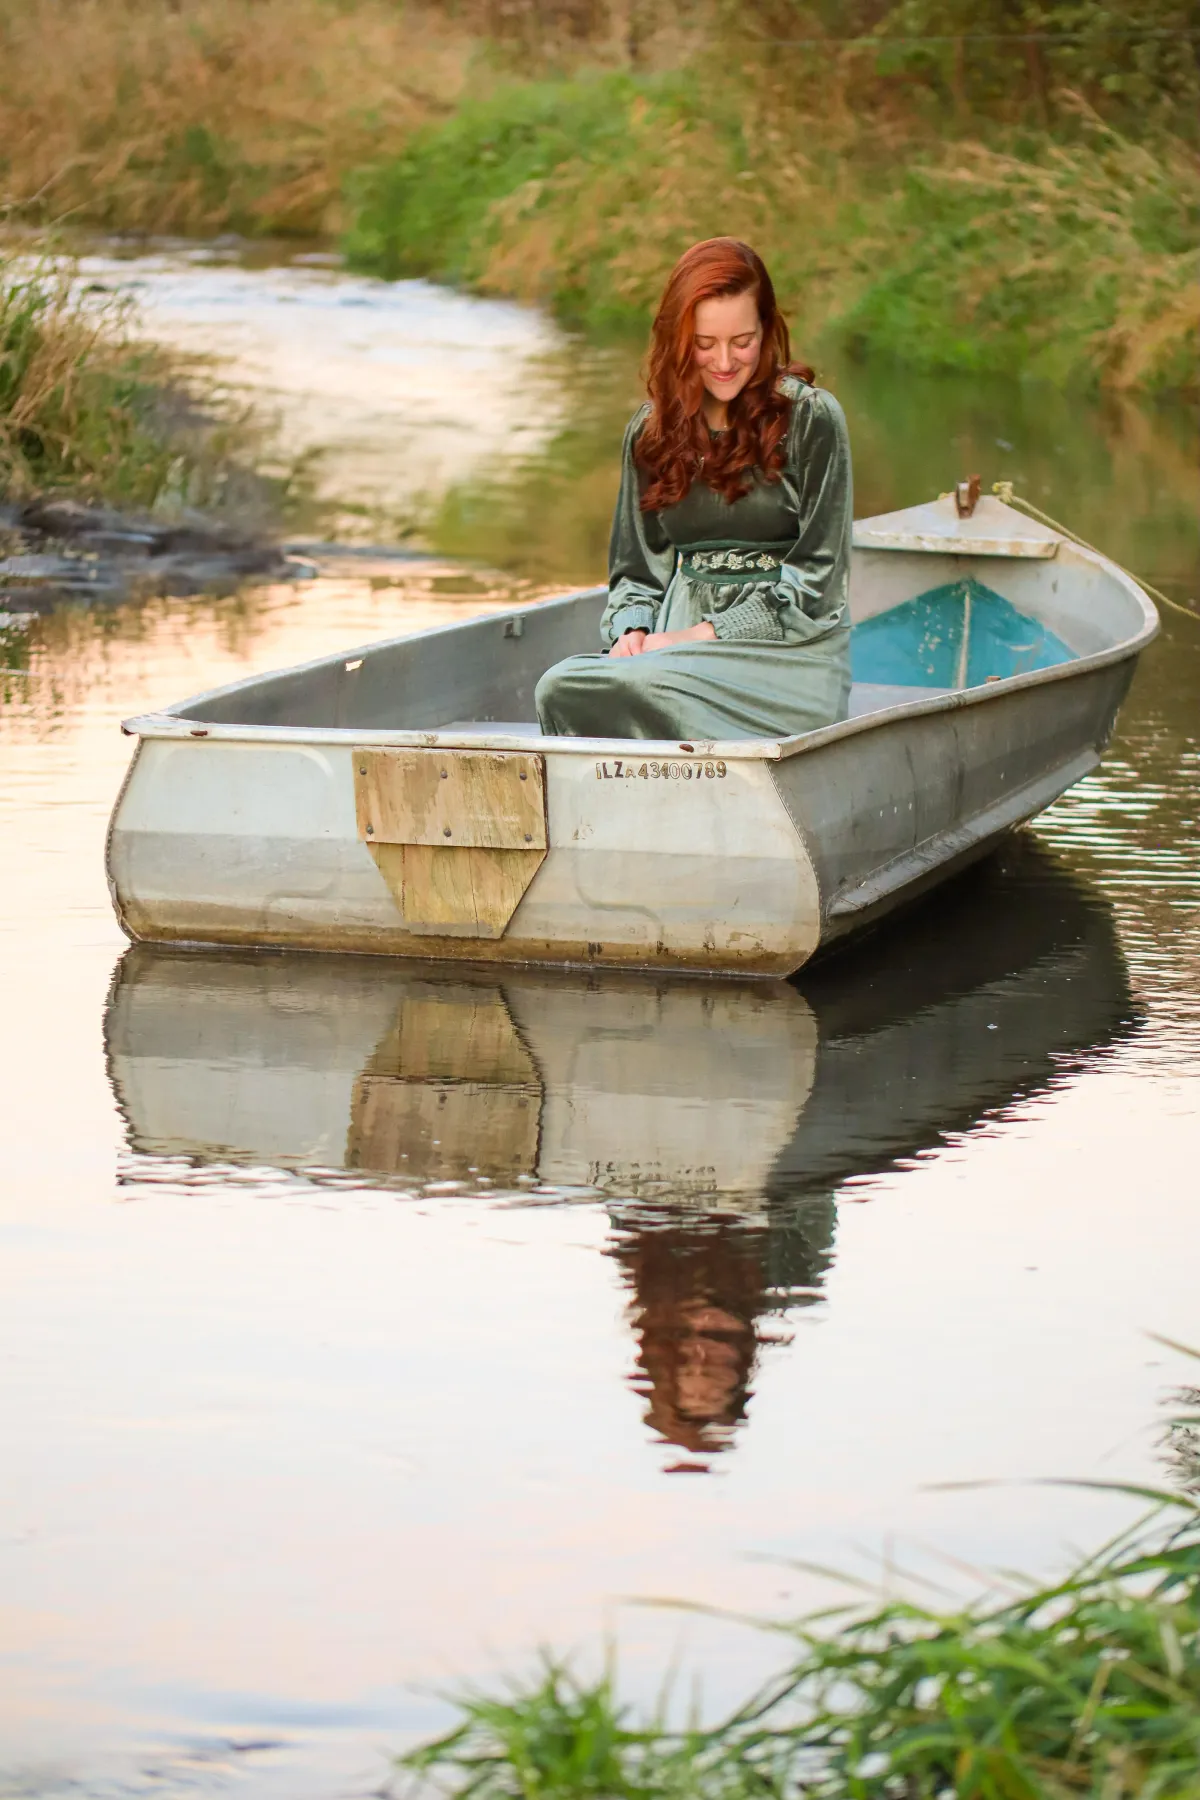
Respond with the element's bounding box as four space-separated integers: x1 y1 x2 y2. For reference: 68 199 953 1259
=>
167 504 1147 742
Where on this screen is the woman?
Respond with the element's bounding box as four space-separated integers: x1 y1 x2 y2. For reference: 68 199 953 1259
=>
535 237 852 742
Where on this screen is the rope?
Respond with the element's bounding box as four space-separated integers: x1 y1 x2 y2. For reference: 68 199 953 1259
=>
991 481 1200 624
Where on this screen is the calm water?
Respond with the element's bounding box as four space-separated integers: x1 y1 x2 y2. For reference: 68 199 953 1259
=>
2 247 1200 1798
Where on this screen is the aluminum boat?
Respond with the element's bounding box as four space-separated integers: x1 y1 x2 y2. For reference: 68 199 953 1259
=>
106 492 1157 976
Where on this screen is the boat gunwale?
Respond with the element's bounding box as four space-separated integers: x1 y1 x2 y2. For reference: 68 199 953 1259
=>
118 541 1159 765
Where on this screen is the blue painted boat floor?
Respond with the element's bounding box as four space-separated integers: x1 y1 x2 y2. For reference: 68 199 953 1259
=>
851 577 1075 689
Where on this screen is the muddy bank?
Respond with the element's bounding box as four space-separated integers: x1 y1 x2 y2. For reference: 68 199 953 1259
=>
0 494 295 617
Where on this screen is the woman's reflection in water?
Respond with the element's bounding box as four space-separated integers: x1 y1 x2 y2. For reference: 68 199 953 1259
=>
609 1202 835 1471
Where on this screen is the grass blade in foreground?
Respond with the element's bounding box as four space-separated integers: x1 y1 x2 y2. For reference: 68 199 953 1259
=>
400 1496 1200 1799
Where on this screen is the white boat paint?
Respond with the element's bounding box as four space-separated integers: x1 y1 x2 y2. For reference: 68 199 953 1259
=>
851 492 1061 558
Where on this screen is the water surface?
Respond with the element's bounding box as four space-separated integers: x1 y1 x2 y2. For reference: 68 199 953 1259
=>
2 249 1199 1798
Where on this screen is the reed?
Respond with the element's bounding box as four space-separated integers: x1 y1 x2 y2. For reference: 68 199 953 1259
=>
402 1364 1200 1798
0 253 286 515
403 1487 1200 1799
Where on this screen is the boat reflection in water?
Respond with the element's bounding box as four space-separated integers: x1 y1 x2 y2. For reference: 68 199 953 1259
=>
105 839 1137 1469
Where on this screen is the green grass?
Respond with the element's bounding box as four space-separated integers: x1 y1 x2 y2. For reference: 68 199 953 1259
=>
342 68 734 320
342 71 1200 395
0 0 1195 394
837 111 1200 393
403 1501 1200 1799
402 1366 1200 1800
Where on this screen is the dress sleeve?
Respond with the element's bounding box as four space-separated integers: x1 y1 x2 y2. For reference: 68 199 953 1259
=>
600 406 676 647
710 387 853 644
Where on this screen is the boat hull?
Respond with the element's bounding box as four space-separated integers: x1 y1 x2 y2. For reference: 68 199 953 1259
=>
106 501 1158 978
109 736 823 975
773 655 1136 944
108 653 1136 977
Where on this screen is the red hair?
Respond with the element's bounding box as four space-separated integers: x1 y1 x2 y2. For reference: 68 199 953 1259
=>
636 237 813 513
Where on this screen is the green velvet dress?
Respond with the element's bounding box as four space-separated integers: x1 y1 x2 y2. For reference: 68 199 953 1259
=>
535 377 852 742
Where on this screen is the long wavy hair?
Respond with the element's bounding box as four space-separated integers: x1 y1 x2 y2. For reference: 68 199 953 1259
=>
636 238 813 513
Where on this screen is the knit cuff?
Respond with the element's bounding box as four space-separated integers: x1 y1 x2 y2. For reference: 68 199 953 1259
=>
606 602 657 645
710 593 785 643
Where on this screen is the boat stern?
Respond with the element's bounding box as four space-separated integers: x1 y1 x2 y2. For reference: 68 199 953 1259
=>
107 729 823 976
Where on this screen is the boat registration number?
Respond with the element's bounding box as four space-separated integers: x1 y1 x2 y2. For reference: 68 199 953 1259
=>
595 758 727 781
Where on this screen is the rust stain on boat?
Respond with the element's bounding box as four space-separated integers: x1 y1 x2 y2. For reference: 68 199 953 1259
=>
118 905 792 977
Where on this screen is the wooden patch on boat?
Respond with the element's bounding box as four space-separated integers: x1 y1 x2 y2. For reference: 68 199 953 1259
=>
354 748 546 849
369 843 546 938
354 749 548 938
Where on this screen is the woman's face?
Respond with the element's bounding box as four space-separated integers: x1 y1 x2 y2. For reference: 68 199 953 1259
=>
692 288 763 406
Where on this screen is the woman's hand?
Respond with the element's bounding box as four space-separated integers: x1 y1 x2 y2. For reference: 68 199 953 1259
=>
609 621 716 657
644 622 717 651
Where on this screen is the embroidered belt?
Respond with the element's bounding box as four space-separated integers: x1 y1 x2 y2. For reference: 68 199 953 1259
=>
682 548 783 580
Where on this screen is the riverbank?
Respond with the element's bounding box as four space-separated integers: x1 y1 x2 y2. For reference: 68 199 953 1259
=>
1 2 1196 397
0 252 296 603
344 68 1200 395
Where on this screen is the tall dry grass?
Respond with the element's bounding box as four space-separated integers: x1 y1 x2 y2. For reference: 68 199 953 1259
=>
0 0 1194 396
832 102 1200 394
0 0 704 237
0 0 477 236
0 263 118 473
0 253 287 513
